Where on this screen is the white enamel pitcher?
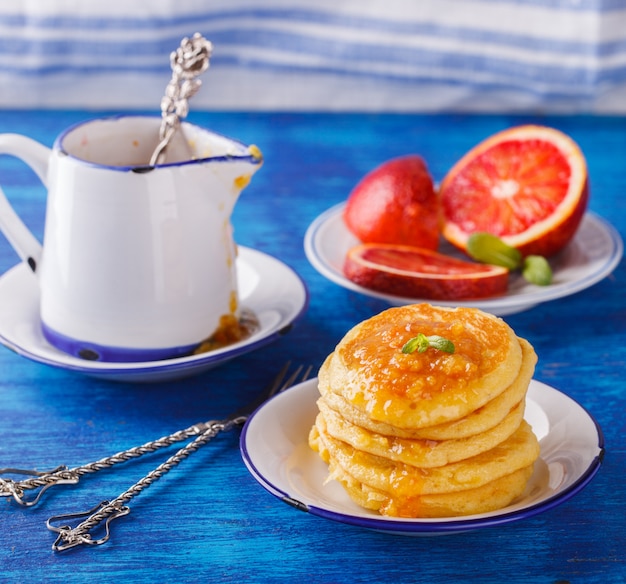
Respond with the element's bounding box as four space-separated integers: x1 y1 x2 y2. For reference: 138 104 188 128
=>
0 115 263 362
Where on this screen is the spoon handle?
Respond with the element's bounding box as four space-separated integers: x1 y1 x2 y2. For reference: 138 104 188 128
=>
46 423 227 551
150 33 213 166
0 421 210 506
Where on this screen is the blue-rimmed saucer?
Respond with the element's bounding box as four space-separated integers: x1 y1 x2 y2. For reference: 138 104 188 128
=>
0 247 308 382
241 378 603 535
305 204 623 316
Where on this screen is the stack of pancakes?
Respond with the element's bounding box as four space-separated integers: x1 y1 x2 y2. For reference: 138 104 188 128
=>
309 304 540 518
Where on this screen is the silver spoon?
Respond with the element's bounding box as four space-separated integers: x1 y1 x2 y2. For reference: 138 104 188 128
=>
149 33 213 166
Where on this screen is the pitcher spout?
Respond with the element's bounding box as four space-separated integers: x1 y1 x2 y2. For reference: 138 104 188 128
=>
228 143 264 193
169 124 263 202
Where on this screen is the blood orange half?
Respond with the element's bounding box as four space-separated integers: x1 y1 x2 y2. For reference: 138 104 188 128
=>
343 155 440 250
440 125 588 258
344 244 509 300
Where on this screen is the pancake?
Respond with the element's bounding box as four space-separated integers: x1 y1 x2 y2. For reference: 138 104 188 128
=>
319 336 536 441
326 459 535 518
309 303 541 519
316 397 526 468
311 417 539 496
322 304 524 429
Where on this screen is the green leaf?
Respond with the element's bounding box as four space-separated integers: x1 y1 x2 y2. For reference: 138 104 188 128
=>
467 232 553 288
523 255 553 286
426 335 456 354
402 334 429 354
402 334 455 355
467 232 522 270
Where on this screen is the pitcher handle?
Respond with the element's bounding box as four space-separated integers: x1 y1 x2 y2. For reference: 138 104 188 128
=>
0 134 51 272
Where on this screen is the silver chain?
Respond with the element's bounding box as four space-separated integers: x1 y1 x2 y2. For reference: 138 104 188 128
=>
0 419 219 506
47 418 244 551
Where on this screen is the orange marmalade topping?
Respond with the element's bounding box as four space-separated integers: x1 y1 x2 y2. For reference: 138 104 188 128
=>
193 309 259 354
337 305 510 416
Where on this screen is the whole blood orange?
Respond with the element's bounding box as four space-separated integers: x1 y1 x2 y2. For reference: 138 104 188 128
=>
344 243 509 300
343 155 440 250
440 125 588 258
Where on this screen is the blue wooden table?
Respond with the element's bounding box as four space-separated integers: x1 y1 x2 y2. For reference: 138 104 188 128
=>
0 110 624 583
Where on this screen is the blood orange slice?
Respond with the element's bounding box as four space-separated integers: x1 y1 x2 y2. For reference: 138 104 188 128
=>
344 244 509 300
440 125 588 257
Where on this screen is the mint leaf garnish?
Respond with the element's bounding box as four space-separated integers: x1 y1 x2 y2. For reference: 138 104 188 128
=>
402 333 455 354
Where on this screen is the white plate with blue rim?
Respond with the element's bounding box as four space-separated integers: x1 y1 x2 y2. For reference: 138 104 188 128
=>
240 377 603 535
304 203 623 316
0 247 308 383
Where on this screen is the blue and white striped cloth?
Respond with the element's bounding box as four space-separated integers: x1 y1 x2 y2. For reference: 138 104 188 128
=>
1 0 626 112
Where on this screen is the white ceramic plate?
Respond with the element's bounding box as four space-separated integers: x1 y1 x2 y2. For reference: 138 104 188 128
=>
304 203 623 315
0 247 308 382
241 378 604 535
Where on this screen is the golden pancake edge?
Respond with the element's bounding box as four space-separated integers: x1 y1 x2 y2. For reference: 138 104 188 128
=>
308 303 541 519
323 304 524 429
